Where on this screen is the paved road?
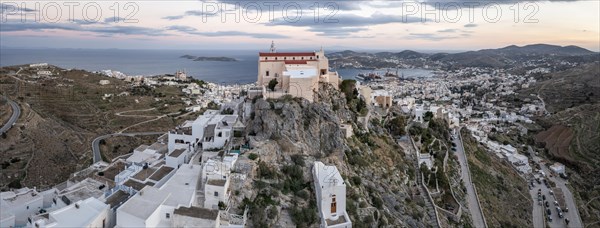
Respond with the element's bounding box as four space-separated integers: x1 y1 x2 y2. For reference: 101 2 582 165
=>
453 129 487 228
1 96 20 134
91 132 164 163
528 146 583 228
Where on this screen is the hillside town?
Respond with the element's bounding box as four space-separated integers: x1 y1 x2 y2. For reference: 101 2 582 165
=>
1 44 591 228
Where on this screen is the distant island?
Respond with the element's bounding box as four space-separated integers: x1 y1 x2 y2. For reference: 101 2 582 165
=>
180 55 237 62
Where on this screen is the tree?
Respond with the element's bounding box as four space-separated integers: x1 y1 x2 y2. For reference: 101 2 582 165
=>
268 79 278 91
388 116 407 136
423 111 434 122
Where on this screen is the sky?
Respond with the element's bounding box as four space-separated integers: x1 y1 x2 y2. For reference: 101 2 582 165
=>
0 0 599 51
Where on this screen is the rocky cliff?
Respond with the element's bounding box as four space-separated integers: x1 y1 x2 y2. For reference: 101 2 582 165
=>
234 83 432 227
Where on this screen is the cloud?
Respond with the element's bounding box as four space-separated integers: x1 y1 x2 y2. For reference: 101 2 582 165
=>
162 10 219 20
265 12 425 36
406 33 459 41
0 3 37 14
438 28 458 33
162 0 364 21
464 23 478 28
165 25 289 38
104 17 127 23
1 19 167 37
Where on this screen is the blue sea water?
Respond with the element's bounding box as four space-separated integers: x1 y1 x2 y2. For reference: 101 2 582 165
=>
1 48 433 84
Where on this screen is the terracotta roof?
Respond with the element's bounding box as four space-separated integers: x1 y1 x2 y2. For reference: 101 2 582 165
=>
259 52 316 57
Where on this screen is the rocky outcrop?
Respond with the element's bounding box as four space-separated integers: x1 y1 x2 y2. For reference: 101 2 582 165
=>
239 83 431 227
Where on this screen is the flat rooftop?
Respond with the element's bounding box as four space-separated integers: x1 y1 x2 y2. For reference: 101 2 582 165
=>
169 148 186 158
207 179 226 186
132 167 158 181
117 164 202 222
149 166 175 182
123 179 154 191
102 162 126 181
105 190 130 208
326 214 348 226
174 206 219 220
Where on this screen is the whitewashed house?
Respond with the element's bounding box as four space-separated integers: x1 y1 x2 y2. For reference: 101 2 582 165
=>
312 162 352 228
0 187 44 227
27 197 110 228
172 206 219 228
116 164 202 227
168 110 238 152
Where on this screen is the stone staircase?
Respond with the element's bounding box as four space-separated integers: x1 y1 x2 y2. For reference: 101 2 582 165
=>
414 151 441 228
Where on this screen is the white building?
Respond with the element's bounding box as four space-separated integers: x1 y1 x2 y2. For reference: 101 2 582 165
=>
257 42 341 102
0 187 44 226
168 110 238 152
414 104 425 123
550 162 566 175
116 164 202 227
202 155 238 210
312 162 352 228
418 153 434 170
172 206 219 228
28 197 110 228
166 148 188 168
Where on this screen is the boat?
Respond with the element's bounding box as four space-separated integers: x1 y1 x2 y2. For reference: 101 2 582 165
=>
355 72 383 82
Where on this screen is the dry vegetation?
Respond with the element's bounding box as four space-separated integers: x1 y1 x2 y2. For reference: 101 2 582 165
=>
0 65 188 190
461 128 533 228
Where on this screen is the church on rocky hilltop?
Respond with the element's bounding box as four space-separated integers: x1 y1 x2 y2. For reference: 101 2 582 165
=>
255 42 341 102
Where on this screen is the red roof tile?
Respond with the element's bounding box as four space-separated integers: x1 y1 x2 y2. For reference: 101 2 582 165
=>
259 52 316 57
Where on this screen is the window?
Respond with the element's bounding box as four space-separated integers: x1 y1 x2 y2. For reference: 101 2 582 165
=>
292 57 295 60
266 71 270 76
166 213 170 219
102 219 106 228
331 195 337 214
27 206 29 209
284 57 287 60
275 73 278 78
310 57 313 60
214 192 219 197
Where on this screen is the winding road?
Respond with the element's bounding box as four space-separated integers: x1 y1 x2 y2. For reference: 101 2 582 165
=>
453 128 487 228
1 96 20 134
91 132 165 163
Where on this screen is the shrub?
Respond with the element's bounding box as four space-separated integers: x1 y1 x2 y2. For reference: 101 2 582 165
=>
218 201 227 210
258 162 276 179
248 153 259 160
290 205 318 227
351 176 362 186
371 194 383 209
291 154 305 167
268 79 278 91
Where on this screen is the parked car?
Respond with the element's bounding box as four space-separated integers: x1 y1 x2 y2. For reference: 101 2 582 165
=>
550 190 554 195
565 207 569 212
547 208 552 215
559 212 564 218
554 201 559 206
545 201 549 207
542 195 546 200
565 218 570 224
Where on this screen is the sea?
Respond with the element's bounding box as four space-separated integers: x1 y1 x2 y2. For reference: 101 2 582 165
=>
1 48 433 84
